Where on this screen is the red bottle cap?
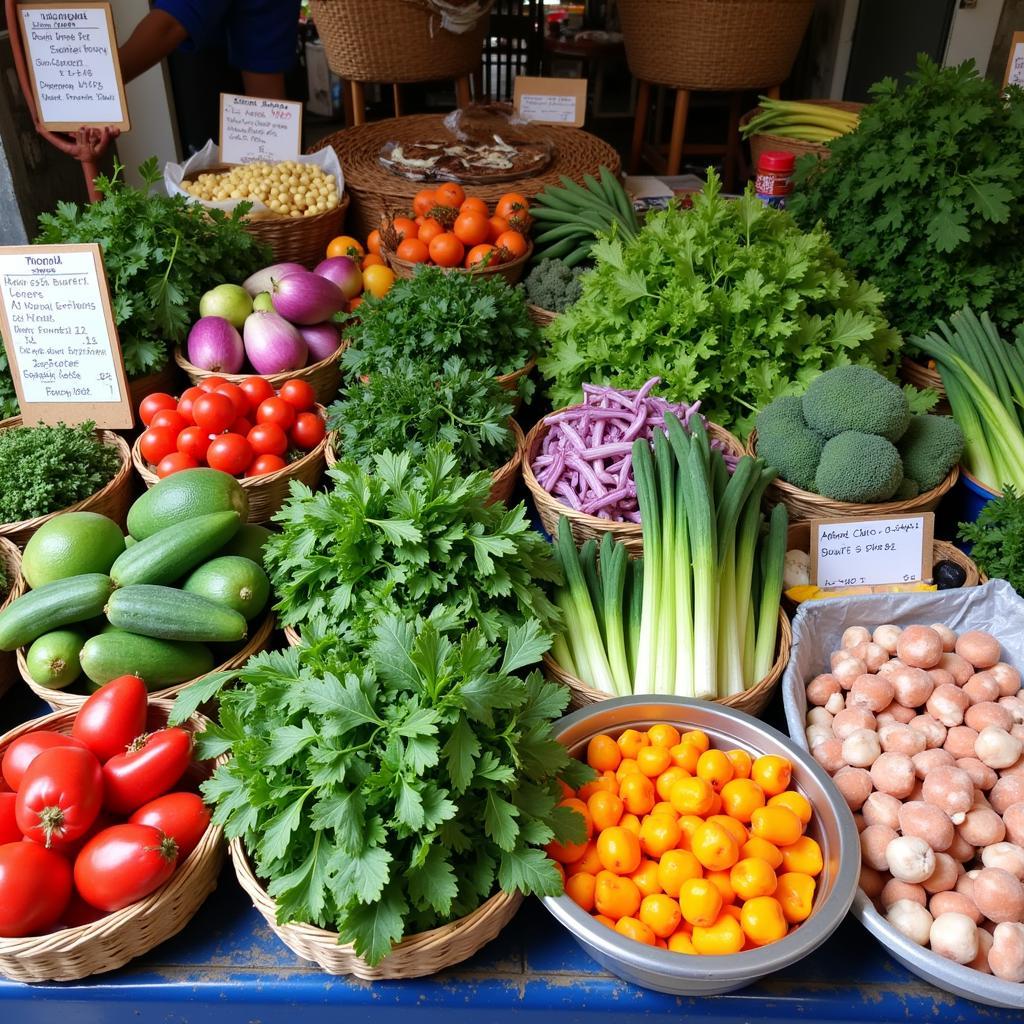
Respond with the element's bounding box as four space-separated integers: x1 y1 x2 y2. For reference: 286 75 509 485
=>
757 151 796 173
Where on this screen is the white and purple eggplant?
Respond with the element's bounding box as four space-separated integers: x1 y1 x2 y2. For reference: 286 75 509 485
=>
242 310 308 374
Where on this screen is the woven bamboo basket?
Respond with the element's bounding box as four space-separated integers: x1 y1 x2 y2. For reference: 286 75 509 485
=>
0 700 225 983
230 836 520 979
19 610 275 712
132 411 328 523
0 425 133 548
741 100 864 163
309 116 621 240
526 303 558 328
309 0 489 83
127 360 184 411
900 355 949 411
618 0 815 91
746 429 960 524
543 608 792 716
496 356 536 411
382 241 532 286
0 538 25 698
523 408 745 555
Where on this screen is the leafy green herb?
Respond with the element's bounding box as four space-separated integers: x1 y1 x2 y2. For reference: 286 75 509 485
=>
184 615 591 964
0 422 120 522
958 486 1024 594
790 57 1024 338
327 357 515 475
538 171 900 435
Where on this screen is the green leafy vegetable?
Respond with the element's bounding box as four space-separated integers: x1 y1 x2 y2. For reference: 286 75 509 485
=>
959 487 1024 594
523 258 585 313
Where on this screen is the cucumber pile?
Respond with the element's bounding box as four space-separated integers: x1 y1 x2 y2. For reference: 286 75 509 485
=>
0 469 273 693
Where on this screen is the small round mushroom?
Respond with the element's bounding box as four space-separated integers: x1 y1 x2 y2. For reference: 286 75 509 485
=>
957 807 1006 848
878 702 917 725
842 626 872 650
956 631 1001 671
922 765 975 824
807 673 842 707
863 791 903 830
956 873 978 899
982 843 1024 881
909 714 947 750
812 737 845 774
833 707 877 740
975 726 1023 770
860 864 886 899
807 706 834 728
861 824 898 871
929 890 983 925
891 667 935 708
877 657 906 678
912 747 955 780
833 657 867 689
926 684 970 728
930 623 958 653
929 912 979 964
806 724 834 749
988 922 1024 982
879 723 927 757
965 701 1014 734
943 726 980 760
922 852 960 894
825 691 846 715
880 878 927 909
853 642 891 673
850 674 895 713
886 899 933 946
899 800 954 852
870 752 916 799
954 757 998 792
842 728 882 768
947 832 977 864
991 776 1024 816
1003 696 1024 725
873 624 903 655
898 626 945 670
834 765 874 811
929 669 956 689
972 867 1024 924
886 835 937 883
990 663 1023 699
963 673 1000 706
937 653 973 687
968 927 994 974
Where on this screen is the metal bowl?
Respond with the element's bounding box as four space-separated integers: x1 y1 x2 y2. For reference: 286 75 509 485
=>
541 695 861 995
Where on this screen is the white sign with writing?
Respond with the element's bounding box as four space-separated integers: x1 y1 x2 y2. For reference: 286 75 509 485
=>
1006 33 1024 88
519 93 578 124
219 93 303 165
19 2 130 131
811 513 934 589
0 244 132 428
513 76 587 127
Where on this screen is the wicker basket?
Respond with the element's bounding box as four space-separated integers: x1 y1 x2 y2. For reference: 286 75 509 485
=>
523 408 745 555
900 355 949 412
309 0 489 84
230 836 520 979
618 0 816 91
382 241 532 286
741 100 864 164
0 538 26 698
526 303 558 328
20 610 275 712
0 425 133 549
543 608 792 717
746 429 960 524
0 700 225 983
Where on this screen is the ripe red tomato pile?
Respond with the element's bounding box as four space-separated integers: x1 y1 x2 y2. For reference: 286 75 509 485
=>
138 376 326 479
0 675 211 937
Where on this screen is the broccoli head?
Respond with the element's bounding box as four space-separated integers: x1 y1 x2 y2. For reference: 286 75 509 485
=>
755 396 826 492
894 478 921 500
897 414 964 492
815 431 904 503
524 258 585 313
802 365 911 442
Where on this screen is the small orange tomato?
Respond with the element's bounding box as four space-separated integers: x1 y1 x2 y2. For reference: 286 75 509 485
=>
668 742 700 773
668 930 697 954
415 215 425 226
740 896 788 946
495 229 528 259
678 877 723 927
619 772 656 816
724 748 753 779
669 777 715 817
636 745 672 778
453 210 491 247
775 871 816 923
495 192 529 220
465 243 499 269
587 790 624 831
703 869 736 906
650 801 679 819
560 797 593 840
729 857 778 901
488 214 510 242
593 913 616 929
565 872 596 912
692 913 744 955
412 188 437 217
546 834 588 865
619 813 642 837
639 893 682 938
596 825 642 875
587 734 622 773
706 814 747 848
553 861 566 884
630 859 663 898
617 728 650 760
696 749 735 793
647 724 681 749
566 842 602 877
434 182 466 208
594 870 641 921
676 814 704 849
347 296 362 313
326 235 364 259
362 253 384 269
428 232 465 268
615 758 641 783
751 755 792 797
614 915 656 946
366 229 381 254
750 806 803 848
460 196 489 215
768 791 813 826
681 730 710 753
639 814 682 858
361 264 395 299
391 217 419 243
691 821 740 872
395 237 429 263
656 849 703 897
578 770 618 802
417 217 445 244
741 836 784 870
779 836 824 877
720 778 766 823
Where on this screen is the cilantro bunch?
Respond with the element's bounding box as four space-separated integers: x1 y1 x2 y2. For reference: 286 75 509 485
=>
790 57 1024 338
539 170 900 435
958 486 1024 595
327 356 516 475
176 616 590 964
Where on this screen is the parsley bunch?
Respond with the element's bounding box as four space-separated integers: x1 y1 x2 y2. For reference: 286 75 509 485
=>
0 422 121 522
790 57 1024 338
327 356 515 475
958 486 1024 595
176 616 590 964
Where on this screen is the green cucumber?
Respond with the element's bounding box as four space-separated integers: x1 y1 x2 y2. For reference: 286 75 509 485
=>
105 585 248 642
110 511 241 587
79 629 214 689
182 556 269 619
0 574 114 652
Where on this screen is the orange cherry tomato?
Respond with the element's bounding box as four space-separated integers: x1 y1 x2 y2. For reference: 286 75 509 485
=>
428 232 464 268
366 229 381 254
617 729 649 760
619 773 656 816
566 842 602 878
647 724 681 749
453 210 491 246
614 915 656 946
488 215 510 242
396 237 430 263
636 745 671 778
417 217 445 245
459 196 489 215
594 870 641 921
587 735 622 773
560 797 593 841
495 192 529 220
596 825 642 875
587 790 624 831
326 235 364 259
639 893 682 939
465 243 498 269
434 182 466 208
412 189 436 217
391 217 419 243
495 229 528 259
362 253 384 269
565 872 596 912
578 770 617 802
630 859 663 898
751 755 792 797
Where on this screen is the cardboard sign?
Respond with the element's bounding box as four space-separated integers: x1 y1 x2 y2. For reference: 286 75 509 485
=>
810 513 935 589
18 2 130 132
0 244 132 428
513 77 587 127
219 93 303 165
1004 31 1024 89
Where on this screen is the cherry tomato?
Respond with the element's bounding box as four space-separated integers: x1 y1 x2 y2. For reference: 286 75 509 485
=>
290 412 326 450
230 416 253 436
396 237 429 263
176 386 205 424
2 731 85 791
16 746 103 849
412 188 436 217
367 229 382 254
362 253 384 269
74 824 178 912
495 192 529 220
278 379 316 412
256 396 296 431
247 454 287 476
453 211 490 247
138 393 177 427
0 841 72 936
148 409 187 435
428 232 465 268
362 264 395 298
247 422 288 457
418 218 445 245
460 196 489 216
434 182 465 208
197 376 227 393
130 793 211 861
238 376 275 414
466 243 498 269
156 452 199 478
176 426 212 463
212 382 247 417
139 427 179 466
495 229 528 259
392 217 419 243
192 392 235 434
488 215 510 242
60 890 108 928
0 793 20 845
71 675 148 763
206 433 253 476
102 728 191 815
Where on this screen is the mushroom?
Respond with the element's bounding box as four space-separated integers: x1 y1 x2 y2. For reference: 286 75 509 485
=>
982 843 1024 881
891 667 935 708
880 878 927 909
842 626 872 650
972 867 1024 924
953 757 998 792
851 642 891 673
877 702 917 725
922 765 974 824
943 726 979 760
886 899 933 946
912 748 955 780
947 832 977 864
861 824 898 871
975 726 1023 770
877 657 906 678
870 752 916 799
929 890 982 925
898 801 954 852
807 706 834 728
832 708 877 740
897 626 944 670
988 922 1024 982
989 663 1023 698
963 673 1000 706
833 766 873 811
929 669 956 689
926 684 970 728
863 791 902 830
806 724 834 749
859 864 886 899
957 808 1006 848
938 653 974 687
842 728 882 768
873 624 902 655
812 737 845 774
849 674 895 713
929 912 979 964
886 835 936 883
956 631 1001 671
929 623 958 654
879 723 927 757
825 691 846 715
965 701 1014 734
968 927 994 974
922 852 959 894
909 715 947 750
833 657 867 689
991 776 1024 816
1000 695 1024 725
807 673 842 707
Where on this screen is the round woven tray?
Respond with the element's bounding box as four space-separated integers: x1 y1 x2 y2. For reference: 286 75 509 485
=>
0 700 225 983
746 429 959 524
382 241 532 286
523 408 745 555
0 425 133 549
230 836 521 979
0 538 26 699
309 116 621 240
543 607 792 717
899 355 949 412
741 100 864 164
20 610 275 712
618 0 815 91
526 303 558 328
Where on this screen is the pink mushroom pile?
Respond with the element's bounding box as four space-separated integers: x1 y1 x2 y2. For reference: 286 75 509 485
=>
803 622 1024 982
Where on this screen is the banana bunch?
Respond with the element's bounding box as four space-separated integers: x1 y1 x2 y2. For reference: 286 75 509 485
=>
531 167 639 267
740 97 860 144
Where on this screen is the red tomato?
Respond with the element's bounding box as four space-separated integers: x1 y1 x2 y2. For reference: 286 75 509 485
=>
156 452 199 478
206 433 253 476
148 409 187 435
129 793 211 861
176 386 205 423
176 426 212 463
74 824 178 912
197 376 227 393
0 841 72 936
192 392 235 434
60 890 108 928
71 675 148 763
16 746 103 849
391 217 419 243
230 416 253 436
0 793 19 845
239 376 275 414
290 412 326 450
138 393 177 427
428 232 465 268
2 731 85 791
278 379 316 412
247 454 287 476
256 396 296 431
247 422 288 456
139 427 179 466
102 728 191 815
214 383 248 418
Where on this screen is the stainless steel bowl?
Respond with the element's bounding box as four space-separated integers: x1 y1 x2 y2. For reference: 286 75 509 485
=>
541 694 861 996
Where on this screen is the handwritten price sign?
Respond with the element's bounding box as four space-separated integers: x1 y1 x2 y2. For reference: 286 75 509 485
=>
810 513 935 589
219 93 303 165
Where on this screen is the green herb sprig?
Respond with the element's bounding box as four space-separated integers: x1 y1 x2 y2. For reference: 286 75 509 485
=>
958 486 1024 595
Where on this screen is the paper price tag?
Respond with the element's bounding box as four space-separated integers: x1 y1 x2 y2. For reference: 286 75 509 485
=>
513 77 587 127
219 93 303 165
810 513 934 589
0 244 132 428
1004 31 1024 88
18 2 130 131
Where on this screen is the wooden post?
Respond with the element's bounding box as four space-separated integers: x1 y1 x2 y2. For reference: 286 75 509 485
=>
665 89 690 176
350 81 366 126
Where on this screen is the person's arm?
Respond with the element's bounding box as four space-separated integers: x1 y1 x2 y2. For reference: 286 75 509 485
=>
118 10 189 83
